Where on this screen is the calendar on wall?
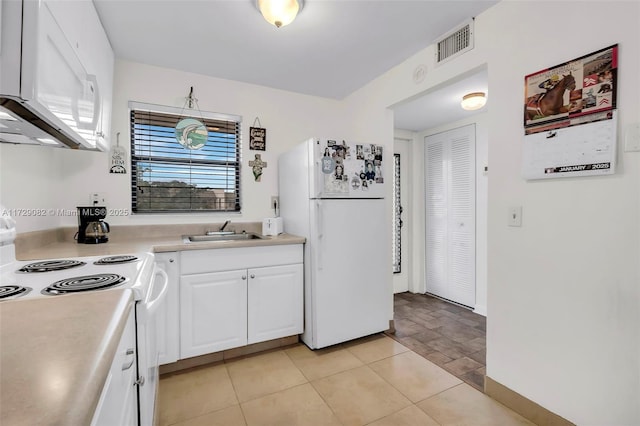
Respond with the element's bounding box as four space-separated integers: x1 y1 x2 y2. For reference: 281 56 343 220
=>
522 45 619 180
522 111 617 180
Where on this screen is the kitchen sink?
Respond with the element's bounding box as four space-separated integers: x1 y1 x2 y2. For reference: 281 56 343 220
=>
182 232 265 243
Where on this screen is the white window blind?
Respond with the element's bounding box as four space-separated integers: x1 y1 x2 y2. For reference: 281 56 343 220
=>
130 104 241 213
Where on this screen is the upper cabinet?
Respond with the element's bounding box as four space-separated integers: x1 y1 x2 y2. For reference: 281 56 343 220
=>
0 0 114 151
44 0 114 149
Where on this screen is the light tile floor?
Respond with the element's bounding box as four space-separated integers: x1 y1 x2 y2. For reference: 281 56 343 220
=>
159 334 535 426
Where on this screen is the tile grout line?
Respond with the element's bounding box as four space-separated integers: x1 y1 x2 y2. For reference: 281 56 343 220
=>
392 293 487 392
306 380 347 426
221 360 251 425
225 351 310 406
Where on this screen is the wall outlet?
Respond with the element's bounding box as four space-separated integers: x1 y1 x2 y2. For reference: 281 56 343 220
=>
271 196 279 212
90 192 106 206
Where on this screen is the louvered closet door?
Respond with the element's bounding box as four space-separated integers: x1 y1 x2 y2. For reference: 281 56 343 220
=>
425 125 475 308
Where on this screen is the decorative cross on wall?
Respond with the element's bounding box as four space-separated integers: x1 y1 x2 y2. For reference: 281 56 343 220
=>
249 153 267 182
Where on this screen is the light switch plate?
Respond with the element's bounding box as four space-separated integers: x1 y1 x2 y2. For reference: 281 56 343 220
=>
508 206 522 227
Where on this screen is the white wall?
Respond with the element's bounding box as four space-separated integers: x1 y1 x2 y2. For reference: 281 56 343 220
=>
481 3 639 424
345 1 639 424
0 144 65 230
55 60 350 228
0 60 348 232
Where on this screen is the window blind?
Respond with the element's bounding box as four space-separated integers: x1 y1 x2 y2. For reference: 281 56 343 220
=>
130 107 241 213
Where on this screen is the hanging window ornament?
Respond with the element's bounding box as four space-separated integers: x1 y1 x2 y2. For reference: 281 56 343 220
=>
109 132 127 174
175 87 208 150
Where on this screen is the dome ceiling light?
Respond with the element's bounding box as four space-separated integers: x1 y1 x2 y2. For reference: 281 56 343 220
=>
461 92 487 111
257 0 303 28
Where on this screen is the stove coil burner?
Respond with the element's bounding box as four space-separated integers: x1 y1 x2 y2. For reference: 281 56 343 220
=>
42 274 127 295
94 255 139 265
18 260 86 273
0 285 32 300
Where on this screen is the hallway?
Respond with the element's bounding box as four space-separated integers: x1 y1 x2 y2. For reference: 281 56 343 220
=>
386 292 486 392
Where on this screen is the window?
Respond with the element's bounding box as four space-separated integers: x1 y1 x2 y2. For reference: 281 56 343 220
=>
129 102 241 213
392 153 402 273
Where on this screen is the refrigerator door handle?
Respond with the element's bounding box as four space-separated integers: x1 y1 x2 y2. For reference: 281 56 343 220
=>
314 158 323 198
316 200 323 270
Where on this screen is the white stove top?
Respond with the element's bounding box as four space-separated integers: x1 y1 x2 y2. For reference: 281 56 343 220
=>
0 252 155 302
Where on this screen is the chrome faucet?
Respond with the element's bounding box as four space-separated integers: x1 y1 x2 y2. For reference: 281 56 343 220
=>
205 220 232 236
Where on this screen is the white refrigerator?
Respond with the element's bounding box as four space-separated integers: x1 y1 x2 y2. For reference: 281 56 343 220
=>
278 137 391 349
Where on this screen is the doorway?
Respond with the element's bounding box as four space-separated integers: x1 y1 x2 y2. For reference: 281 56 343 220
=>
389 68 488 391
389 120 487 391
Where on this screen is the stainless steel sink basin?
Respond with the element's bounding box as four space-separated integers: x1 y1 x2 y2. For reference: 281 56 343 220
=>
182 232 265 243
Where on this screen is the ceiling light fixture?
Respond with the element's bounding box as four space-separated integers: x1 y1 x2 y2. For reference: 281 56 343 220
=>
257 0 303 28
461 92 486 111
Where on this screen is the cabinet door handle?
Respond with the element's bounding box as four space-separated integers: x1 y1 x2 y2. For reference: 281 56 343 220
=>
122 348 135 371
242 275 247 280
250 274 255 279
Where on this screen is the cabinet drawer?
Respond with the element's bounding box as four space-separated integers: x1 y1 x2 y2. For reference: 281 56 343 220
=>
181 244 302 275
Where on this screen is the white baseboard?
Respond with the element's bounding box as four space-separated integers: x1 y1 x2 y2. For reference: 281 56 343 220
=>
473 304 487 316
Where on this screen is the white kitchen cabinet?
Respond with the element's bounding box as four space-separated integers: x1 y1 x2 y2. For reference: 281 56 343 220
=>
91 308 137 426
155 252 180 365
179 244 303 358
180 270 248 358
248 264 303 344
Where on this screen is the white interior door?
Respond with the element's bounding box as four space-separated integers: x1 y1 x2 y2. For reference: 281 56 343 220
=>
425 125 476 308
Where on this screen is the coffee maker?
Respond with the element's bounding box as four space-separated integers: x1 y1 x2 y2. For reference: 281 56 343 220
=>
77 206 110 244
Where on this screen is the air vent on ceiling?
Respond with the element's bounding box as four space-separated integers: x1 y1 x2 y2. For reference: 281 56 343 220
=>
435 19 474 65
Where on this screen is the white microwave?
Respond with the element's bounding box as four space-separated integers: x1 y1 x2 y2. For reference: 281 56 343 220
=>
0 0 113 150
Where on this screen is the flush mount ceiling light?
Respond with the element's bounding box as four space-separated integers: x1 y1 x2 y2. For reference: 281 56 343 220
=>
257 0 303 28
461 92 487 111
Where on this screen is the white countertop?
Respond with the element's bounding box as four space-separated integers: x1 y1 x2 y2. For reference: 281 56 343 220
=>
0 289 134 426
16 232 305 261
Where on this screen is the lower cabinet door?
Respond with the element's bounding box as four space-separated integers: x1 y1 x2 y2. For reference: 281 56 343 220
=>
247 264 303 345
180 270 248 358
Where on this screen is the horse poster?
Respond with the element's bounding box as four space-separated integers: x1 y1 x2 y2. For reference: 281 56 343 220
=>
524 44 617 133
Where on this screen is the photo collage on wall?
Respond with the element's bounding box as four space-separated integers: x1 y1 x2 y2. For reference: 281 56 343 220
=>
322 140 383 193
524 44 617 135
